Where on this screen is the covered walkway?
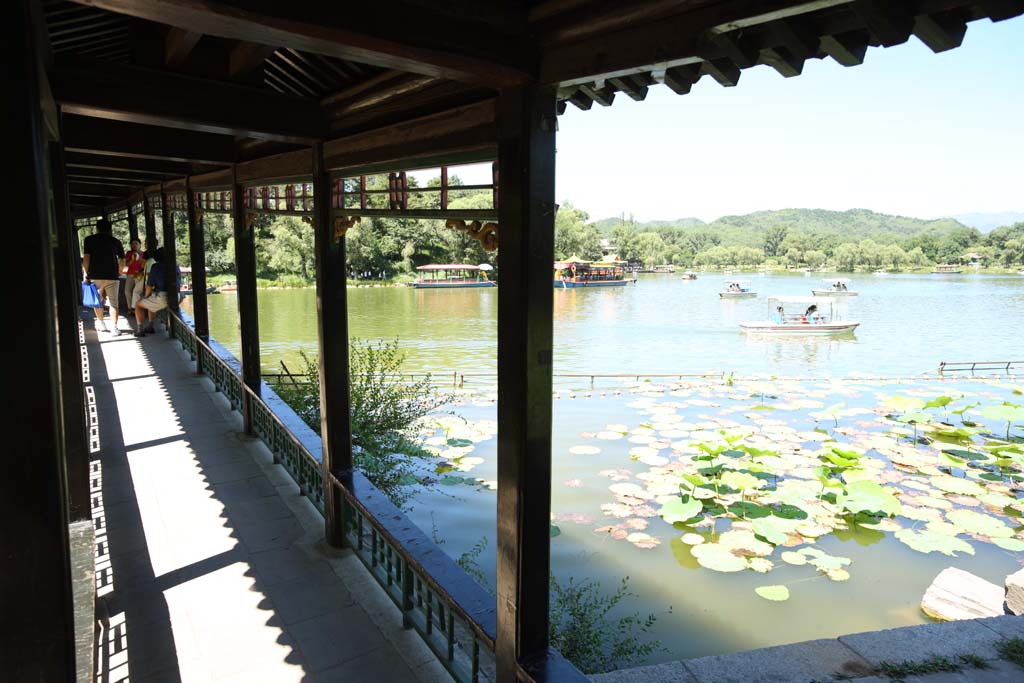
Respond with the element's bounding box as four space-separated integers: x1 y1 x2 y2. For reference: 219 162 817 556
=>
85 315 449 683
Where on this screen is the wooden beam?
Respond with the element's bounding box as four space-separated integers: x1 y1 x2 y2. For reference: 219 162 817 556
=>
495 83 558 682
853 0 914 46
541 0 852 85
52 57 327 143
701 58 741 87
979 0 1024 21
608 74 648 101
62 116 238 165
913 12 968 52
714 29 761 68
68 181 132 197
821 29 869 65
762 46 805 77
323 99 497 173
65 151 197 176
577 83 615 106
235 148 313 184
229 41 277 78
312 141 353 548
662 64 701 95
190 167 233 190
66 0 530 86
165 27 202 66
67 168 168 185
325 74 438 119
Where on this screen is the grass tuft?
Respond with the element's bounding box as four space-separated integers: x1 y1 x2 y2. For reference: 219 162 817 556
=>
996 637 1024 669
877 652 989 682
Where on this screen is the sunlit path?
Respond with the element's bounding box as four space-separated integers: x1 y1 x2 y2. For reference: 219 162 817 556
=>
85 315 450 683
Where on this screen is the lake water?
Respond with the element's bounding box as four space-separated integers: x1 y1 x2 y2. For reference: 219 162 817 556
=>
186 272 1024 666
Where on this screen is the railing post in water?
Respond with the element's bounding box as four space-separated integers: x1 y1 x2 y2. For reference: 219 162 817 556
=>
495 83 558 682
185 180 210 368
232 168 261 434
312 141 353 547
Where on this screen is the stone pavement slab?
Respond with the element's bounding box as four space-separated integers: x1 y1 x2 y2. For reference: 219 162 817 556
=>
681 638 872 683
592 661 696 683
87 317 451 683
839 621 1008 667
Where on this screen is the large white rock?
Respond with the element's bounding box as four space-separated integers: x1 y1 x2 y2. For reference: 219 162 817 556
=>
1006 568 1024 616
921 567 1004 621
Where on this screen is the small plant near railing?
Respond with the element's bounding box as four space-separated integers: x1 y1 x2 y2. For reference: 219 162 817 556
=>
276 340 451 508
549 575 663 675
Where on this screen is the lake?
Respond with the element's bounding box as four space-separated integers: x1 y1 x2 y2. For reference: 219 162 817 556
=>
185 272 1024 666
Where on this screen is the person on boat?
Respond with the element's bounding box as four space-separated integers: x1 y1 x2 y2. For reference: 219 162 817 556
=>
804 304 819 324
772 306 785 324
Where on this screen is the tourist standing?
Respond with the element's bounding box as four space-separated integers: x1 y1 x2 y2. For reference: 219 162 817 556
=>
82 218 125 335
124 238 145 308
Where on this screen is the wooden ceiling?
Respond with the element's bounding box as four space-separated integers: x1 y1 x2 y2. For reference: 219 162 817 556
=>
44 0 1022 212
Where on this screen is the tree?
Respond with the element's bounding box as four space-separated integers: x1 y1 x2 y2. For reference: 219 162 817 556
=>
555 202 602 260
264 216 314 279
763 225 788 257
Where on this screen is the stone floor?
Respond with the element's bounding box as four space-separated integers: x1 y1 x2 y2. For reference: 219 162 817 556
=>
85 314 453 683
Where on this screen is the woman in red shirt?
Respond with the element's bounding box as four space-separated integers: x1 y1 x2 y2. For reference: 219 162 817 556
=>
123 238 145 309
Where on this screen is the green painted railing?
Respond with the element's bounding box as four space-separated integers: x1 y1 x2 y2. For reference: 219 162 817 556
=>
168 310 516 683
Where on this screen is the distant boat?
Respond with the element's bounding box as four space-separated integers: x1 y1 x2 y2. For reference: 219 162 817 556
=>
740 296 859 335
554 256 633 288
413 264 496 288
932 264 963 274
719 279 756 299
874 269 888 276
680 271 698 280
812 278 858 297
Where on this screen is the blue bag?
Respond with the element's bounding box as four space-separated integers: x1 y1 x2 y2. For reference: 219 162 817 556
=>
82 282 102 308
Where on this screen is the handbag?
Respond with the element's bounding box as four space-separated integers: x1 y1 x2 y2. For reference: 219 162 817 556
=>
82 281 102 308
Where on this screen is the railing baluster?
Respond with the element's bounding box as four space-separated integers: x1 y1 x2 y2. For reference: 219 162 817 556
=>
447 611 455 661
402 560 413 629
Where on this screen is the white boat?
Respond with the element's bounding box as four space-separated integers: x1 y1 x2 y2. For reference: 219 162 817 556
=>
812 278 858 296
719 279 756 299
740 296 859 335
873 269 888 276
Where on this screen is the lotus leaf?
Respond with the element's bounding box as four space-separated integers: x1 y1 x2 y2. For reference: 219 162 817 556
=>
836 481 902 517
924 396 955 410
626 532 660 549
993 537 1024 551
806 553 851 572
826 569 850 581
659 496 704 524
894 529 975 556
446 438 474 447
925 520 963 536
780 551 807 566
931 476 985 496
691 543 748 572
680 533 705 545
751 516 802 545
748 558 774 573
945 509 1014 538
897 411 932 425
727 501 772 519
754 585 790 601
884 396 925 412
550 524 561 538
718 530 773 557
569 445 602 455
979 404 1024 423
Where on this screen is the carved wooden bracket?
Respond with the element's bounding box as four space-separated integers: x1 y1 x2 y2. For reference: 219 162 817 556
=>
334 216 360 240
244 210 258 232
445 219 499 251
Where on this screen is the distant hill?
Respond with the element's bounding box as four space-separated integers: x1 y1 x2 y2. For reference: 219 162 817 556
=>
951 211 1024 232
591 216 705 233
591 208 974 244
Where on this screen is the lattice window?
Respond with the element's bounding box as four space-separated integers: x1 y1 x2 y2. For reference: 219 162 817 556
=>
74 216 99 231
194 190 232 213
131 201 144 217
107 208 128 223
243 183 314 214
331 163 497 216
165 193 187 211
147 193 162 211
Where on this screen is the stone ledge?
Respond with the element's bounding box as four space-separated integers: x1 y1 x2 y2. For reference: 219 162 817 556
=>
595 616 1024 683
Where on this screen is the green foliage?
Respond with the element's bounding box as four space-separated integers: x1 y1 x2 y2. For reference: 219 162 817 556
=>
275 341 450 508
878 653 988 682
555 201 603 260
995 637 1024 669
549 576 661 674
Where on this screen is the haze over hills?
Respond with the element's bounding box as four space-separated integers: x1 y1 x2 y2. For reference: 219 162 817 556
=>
589 208 1005 243
951 211 1024 232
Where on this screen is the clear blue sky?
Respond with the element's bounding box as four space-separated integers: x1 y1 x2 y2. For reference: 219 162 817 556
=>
554 16 1024 223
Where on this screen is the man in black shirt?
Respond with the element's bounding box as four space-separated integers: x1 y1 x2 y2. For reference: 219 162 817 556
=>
82 218 125 335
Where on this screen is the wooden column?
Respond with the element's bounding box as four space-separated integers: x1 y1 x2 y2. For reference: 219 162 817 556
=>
50 134 91 523
127 205 140 243
160 196 178 321
232 171 261 433
311 142 353 547
185 180 210 344
495 84 558 682
145 198 158 250
3 0 76 677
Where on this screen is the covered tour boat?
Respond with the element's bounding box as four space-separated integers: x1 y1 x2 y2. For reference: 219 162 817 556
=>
932 264 963 274
740 296 859 335
719 279 756 299
554 256 633 288
179 266 218 296
413 264 496 288
812 278 858 296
